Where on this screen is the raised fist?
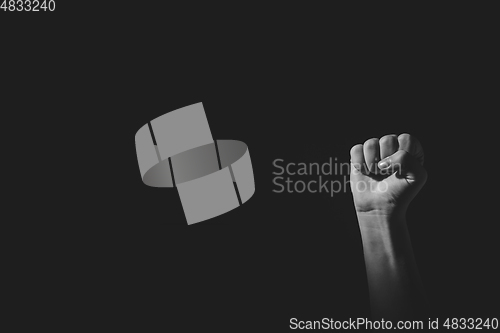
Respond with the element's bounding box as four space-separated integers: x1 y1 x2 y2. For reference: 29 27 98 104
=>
350 133 427 216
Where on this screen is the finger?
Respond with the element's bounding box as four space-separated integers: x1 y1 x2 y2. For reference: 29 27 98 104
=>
397 133 424 165
363 138 380 174
378 150 427 184
379 134 399 160
350 144 368 175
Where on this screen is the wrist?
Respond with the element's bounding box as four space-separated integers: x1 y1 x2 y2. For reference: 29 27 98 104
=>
356 209 408 242
356 211 413 266
355 202 407 223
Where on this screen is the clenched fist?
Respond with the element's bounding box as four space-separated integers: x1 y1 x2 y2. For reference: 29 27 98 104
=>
350 133 427 216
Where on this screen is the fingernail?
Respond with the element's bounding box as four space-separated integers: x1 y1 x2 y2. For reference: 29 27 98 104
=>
378 160 390 169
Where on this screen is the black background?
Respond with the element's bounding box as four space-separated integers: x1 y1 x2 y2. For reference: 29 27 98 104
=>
3 4 498 331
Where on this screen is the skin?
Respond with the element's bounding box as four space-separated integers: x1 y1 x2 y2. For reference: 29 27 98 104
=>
350 134 428 320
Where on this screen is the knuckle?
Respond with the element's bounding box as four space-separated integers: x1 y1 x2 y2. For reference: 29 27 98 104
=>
350 144 363 156
363 138 379 148
380 134 397 145
398 133 412 143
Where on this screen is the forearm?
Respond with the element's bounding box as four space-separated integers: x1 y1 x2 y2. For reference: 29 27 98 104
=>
357 212 427 320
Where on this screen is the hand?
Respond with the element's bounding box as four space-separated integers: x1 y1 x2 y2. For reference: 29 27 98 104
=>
351 134 429 319
350 133 427 216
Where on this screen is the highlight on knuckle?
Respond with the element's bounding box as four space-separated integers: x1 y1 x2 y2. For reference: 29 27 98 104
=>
363 138 379 148
398 133 412 142
350 144 363 157
380 134 397 145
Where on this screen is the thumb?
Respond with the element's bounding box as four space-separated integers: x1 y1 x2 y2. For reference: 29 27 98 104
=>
377 150 427 183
